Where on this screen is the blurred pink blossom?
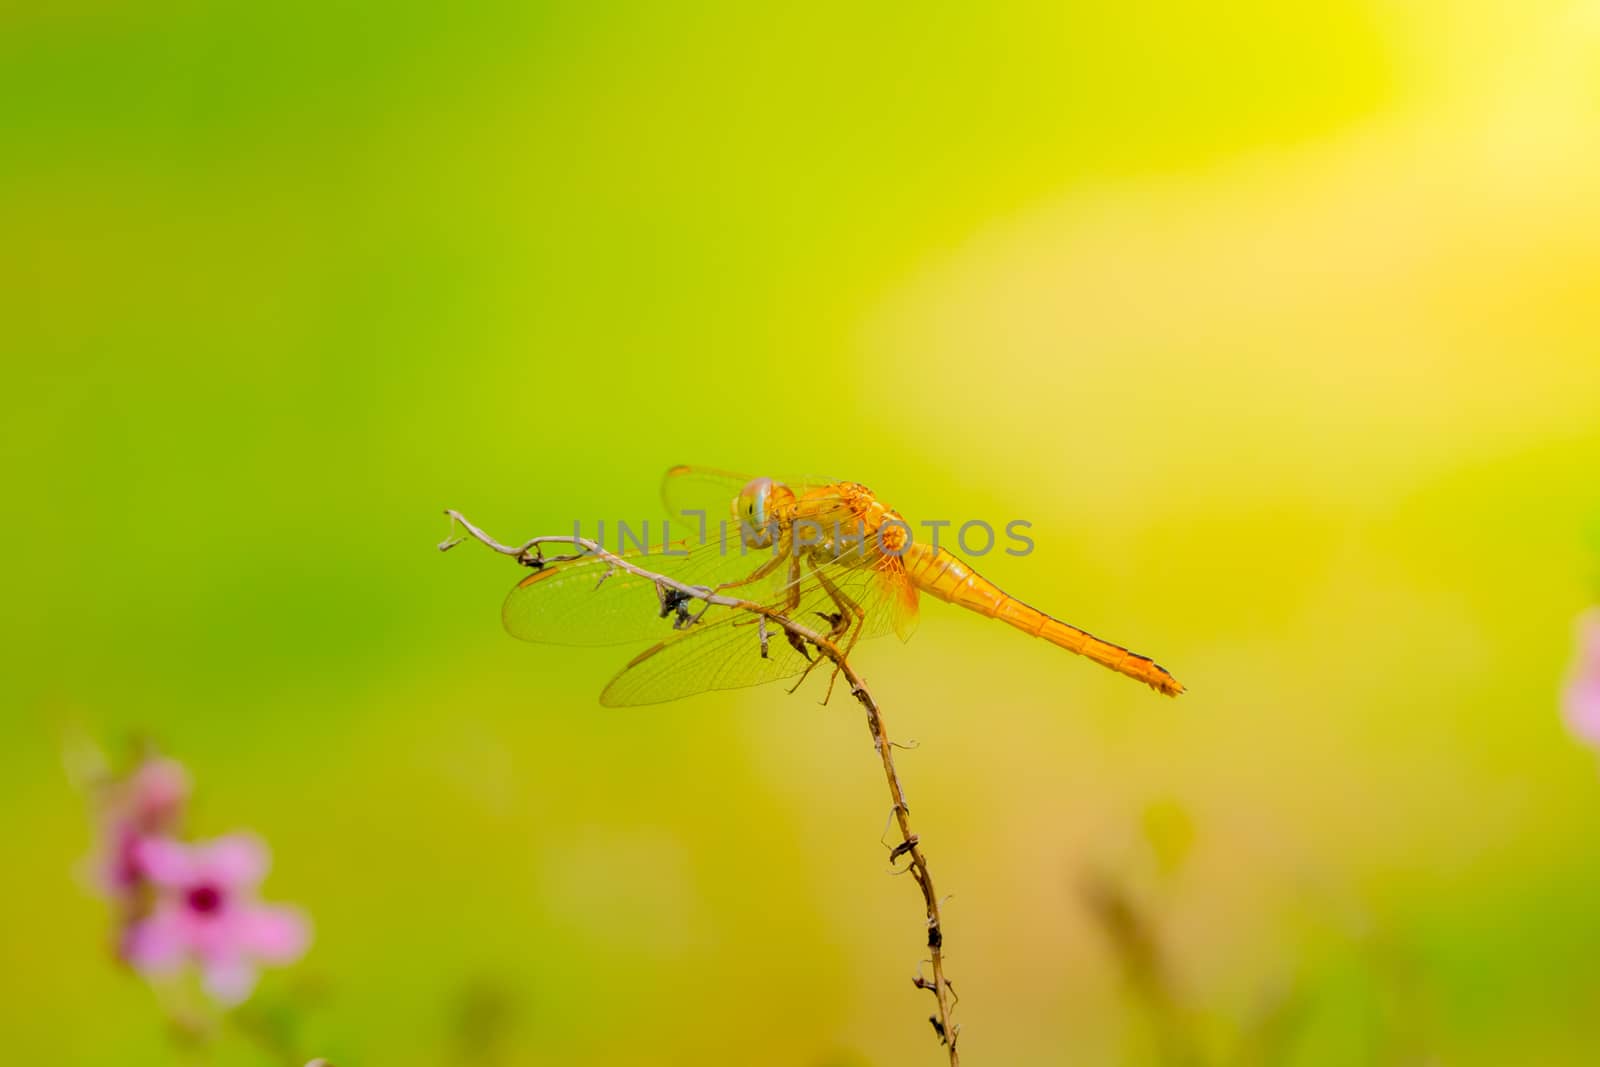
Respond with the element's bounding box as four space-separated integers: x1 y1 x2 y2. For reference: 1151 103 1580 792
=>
1563 609 1600 748
94 756 190 899
121 834 311 1004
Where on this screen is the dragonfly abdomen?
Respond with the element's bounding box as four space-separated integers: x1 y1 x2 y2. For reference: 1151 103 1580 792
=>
904 543 1010 617
903 544 1184 696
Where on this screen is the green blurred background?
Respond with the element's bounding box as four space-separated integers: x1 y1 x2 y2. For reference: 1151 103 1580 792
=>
6 2 1600 1063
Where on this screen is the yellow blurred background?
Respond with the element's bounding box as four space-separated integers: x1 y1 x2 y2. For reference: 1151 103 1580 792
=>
6 2 1600 1063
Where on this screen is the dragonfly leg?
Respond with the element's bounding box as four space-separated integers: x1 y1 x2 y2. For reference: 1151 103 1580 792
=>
785 642 828 695
783 593 832 693
784 553 803 613
807 557 867 703
711 534 791 595
819 631 863 703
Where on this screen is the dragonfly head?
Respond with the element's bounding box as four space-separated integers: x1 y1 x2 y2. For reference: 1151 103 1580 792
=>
734 477 794 548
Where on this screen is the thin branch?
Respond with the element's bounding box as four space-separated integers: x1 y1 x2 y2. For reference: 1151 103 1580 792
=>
440 509 960 1064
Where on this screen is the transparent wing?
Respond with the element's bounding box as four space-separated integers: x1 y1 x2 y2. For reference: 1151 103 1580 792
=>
502 536 791 647
660 465 752 520
600 552 920 706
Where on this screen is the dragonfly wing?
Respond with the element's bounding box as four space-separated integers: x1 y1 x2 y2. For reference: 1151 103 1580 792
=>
599 553 913 705
502 538 787 647
660 466 752 523
601 614 814 706
882 556 921 642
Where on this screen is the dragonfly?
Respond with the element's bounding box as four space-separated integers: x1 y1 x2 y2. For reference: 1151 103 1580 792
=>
501 466 1184 705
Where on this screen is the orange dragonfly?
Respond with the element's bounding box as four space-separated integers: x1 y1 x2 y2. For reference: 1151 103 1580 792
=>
502 466 1184 705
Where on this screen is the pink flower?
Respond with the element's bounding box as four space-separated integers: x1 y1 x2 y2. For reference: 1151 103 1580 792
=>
1563 609 1600 748
95 757 190 899
121 834 311 1004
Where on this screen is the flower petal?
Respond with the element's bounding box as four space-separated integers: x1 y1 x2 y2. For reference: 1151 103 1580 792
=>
126 758 190 830
133 837 197 887
238 904 311 963
122 906 191 973
199 834 270 890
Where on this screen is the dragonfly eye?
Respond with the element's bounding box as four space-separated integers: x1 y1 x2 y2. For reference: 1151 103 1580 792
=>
737 477 774 529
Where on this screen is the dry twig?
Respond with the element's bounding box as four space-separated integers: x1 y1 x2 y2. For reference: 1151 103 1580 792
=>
440 509 960 1064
